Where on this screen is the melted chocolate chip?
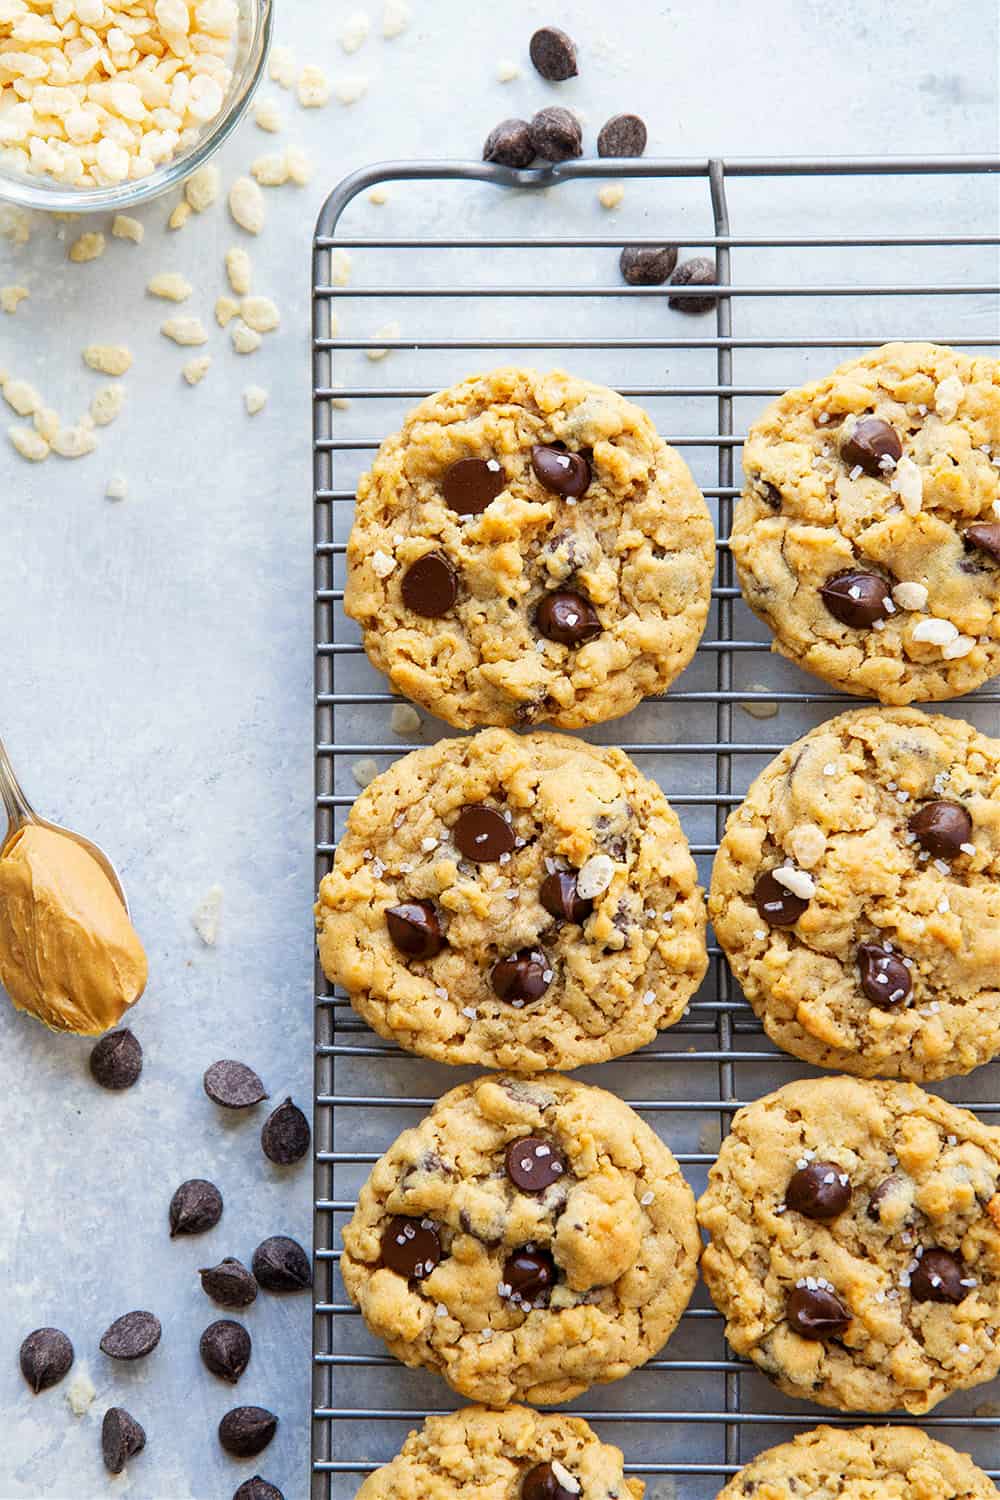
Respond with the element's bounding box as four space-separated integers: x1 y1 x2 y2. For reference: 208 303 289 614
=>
522 1462 576 1500
841 416 903 477
858 944 913 1008
540 871 593 924
753 870 809 927
102 1407 146 1475
505 1137 567 1192
531 444 591 498
453 805 516 862
492 948 551 1004
785 1162 852 1221
99 1311 161 1362
400 551 458 617
442 456 506 515
483 118 535 169
619 244 678 285
386 900 444 959
529 26 578 81
964 522 1000 564
908 800 973 860
380 1215 441 1279
867 1174 903 1223
786 1285 850 1340
760 481 783 509
597 112 647 157
19 1328 74 1393
218 1407 278 1460
535 590 601 645
503 1247 556 1303
529 107 582 163
820 570 893 627
910 1248 969 1304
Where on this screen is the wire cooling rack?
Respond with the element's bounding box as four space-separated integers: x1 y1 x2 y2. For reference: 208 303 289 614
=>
312 156 1000 1499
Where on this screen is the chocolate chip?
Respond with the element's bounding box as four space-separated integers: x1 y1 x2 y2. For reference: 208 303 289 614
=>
204 1060 268 1109
101 1407 146 1474
858 944 913 1008
531 443 591 498
505 1136 567 1192
841 416 902 477
667 257 717 313
453 805 516 862
785 1162 851 1221
400 551 458 618
597 112 647 157
619 244 678 285
234 1481 285 1500
503 1247 556 1303
963 522 1000 564
786 1285 850 1340
386 900 444 959
867 1174 903 1223
540 871 593 924
911 1248 969 1304
169 1178 224 1237
759 481 783 509
19 1328 74 1393
753 870 809 927
820 570 893 628
89 1028 142 1090
442 456 506 514
483 118 535 169
522 1462 577 1500
218 1406 278 1460
908 800 973 860
535 590 601 646
529 26 577 80
380 1215 441 1279
200 1258 258 1309
200 1319 252 1383
99 1310 161 1361
529 107 582 163
252 1235 312 1293
261 1097 311 1165
492 948 552 1004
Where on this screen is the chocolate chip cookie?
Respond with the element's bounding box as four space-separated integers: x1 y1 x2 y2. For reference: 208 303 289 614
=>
710 706 1000 1081
733 342 1000 702
345 367 714 728
316 728 707 1071
717 1424 997 1499
698 1076 1000 1414
356 1405 644 1500
340 1072 700 1405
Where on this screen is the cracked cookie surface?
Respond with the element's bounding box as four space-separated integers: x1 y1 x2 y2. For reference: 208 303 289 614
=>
733 342 1000 702
356 1405 644 1499
341 1072 700 1405
697 1077 1000 1414
710 706 1000 1080
317 728 707 1071
345 367 714 728
716 1424 998 1498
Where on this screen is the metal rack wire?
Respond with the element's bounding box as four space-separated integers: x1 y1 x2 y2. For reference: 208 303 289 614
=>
312 156 1000 1499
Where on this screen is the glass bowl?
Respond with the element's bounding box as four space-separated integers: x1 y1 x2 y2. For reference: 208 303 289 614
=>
0 0 273 215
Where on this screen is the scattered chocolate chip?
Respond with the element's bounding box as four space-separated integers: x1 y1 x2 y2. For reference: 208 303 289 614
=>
910 1248 968 1304
867 1174 903 1223
483 118 535 169
218 1406 278 1460
204 1060 268 1110
200 1320 252 1383
169 1178 224 1237
535 590 601 646
531 443 591 498
99 1310 161 1362
19 1328 74 1393
492 948 552 1004
753 870 809 927
963 522 1000 564
529 26 577 81
540 871 593 924
505 1136 567 1191
908 800 973 860
101 1407 146 1475
786 1285 850 1340
785 1162 851 1221
252 1235 312 1293
453 805 516 862
386 900 444 959
261 1097 311 1166
400 551 458 618
667 257 717 313
858 944 913 1008
820 569 893 628
199 1258 258 1309
503 1247 556 1303
841 416 902 477
529 106 582 163
380 1215 441 1279
234 1481 285 1500
597 112 647 157
442 456 506 514
89 1028 142 1090
619 244 678 285
522 1462 577 1500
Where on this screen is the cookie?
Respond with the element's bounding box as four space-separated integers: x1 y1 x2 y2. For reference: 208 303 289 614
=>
356 1405 644 1500
716 1424 997 1499
732 342 1000 702
697 1076 1000 1414
344 367 714 728
710 706 1000 1081
316 728 707 1071
340 1072 700 1405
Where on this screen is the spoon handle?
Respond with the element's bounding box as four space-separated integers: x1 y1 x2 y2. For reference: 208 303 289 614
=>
0 736 37 840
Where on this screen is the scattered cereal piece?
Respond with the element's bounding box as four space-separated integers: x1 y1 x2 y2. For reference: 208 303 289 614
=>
285 146 313 186
9 425 49 462
329 383 350 410
182 355 212 386
366 322 400 360
334 74 369 105
185 164 221 213
168 201 192 232
65 1365 96 1417
240 295 280 333
231 321 262 355
90 385 124 426
3 377 43 417
598 183 625 210
0 205 31 246
83 344 132 377
33 406 60 444
251 152 290 187
254 97 282 132
740 684 779 719
298 63 332 108
229 176 265 235
340 10 370 51
892 581 929 612
912 617 959 648
934 374 964 423
370 549 397 578
368 186 389 205
161 316 208 346
68 231 105 264
772 865 816 901
352 757 379 788
269 43 296 88
390 703 421 736
225 246 253 296
1 284 28 314
192 885 223 947
111 215 144 244
215 295 240 327
382 0 410 38
243 384 268 415
147 271 193 302
105 475 128 502
331 248 352 286
52 424 98 459
496 59 521 82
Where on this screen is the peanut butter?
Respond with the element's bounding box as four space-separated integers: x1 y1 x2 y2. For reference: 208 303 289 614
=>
0 823 147 1035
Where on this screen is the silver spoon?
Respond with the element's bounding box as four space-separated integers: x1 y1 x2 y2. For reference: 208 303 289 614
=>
0 735 131 915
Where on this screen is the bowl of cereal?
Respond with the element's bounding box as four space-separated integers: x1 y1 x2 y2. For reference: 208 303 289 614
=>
0 0 272 212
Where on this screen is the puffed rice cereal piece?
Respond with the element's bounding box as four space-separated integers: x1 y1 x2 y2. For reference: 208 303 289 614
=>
161 316 208 346
229 176 265 234
147 272 192 302
225 247 252 295
240 295 279 333
83 344 133 377
68 232 106 263
9 425 49 462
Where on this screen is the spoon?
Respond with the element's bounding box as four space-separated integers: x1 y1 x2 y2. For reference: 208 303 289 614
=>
0 735 131 916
